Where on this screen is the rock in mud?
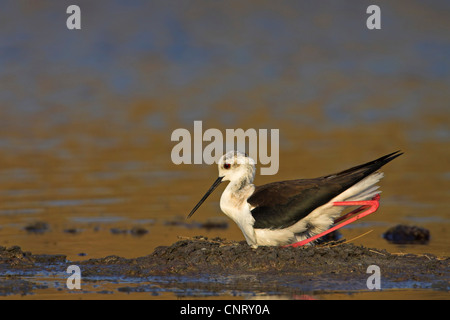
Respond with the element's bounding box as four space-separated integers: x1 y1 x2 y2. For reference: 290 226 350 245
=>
24 221 49 234
383 225 430 244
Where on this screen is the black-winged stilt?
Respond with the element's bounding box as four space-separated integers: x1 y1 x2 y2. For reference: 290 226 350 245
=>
188 150 402 248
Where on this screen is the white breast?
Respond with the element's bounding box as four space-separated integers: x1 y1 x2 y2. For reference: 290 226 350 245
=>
220 184 257 246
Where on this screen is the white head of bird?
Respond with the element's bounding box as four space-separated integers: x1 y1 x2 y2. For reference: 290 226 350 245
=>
217 151 256 184
187 151 255 219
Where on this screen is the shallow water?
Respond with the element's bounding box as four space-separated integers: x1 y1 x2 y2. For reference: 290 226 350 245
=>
0 0 449 299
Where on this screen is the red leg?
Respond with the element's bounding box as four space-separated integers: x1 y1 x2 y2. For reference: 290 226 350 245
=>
283 194 380 248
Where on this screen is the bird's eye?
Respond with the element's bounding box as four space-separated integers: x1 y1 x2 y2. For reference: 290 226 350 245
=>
224 163 231 169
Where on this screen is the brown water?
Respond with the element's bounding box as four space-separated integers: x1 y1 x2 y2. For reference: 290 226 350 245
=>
0 0 449 299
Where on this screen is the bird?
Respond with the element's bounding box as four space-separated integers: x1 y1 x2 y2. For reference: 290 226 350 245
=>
188 150 402 248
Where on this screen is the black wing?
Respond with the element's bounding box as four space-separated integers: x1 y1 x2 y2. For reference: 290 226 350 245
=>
248 151 402 229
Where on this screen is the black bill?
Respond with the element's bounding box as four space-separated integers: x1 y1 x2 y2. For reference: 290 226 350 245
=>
187 176 224 219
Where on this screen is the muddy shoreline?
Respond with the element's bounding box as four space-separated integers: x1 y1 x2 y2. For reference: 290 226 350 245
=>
1 237 448 297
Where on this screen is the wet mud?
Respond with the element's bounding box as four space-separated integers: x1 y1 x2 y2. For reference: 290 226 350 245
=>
1 237 448 297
